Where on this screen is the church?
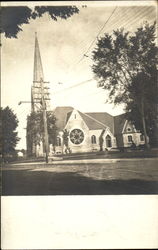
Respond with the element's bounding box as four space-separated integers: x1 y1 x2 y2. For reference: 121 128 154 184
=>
26 35 145 157
31 105 145 156
48 106 145 155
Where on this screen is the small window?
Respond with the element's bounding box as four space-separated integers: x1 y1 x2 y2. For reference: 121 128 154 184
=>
91 135 96 144
74 114 76 119
127 127 131 132
140 134 144 141
56 137 61 146
128 135 133 142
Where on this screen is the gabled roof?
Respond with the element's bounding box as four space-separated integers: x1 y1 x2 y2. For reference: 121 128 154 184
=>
114 113 126 135
86 112 114 133
66 111 73 123
53 106 73 131
53 106 128 135
123 119 136 133
78 111 107 130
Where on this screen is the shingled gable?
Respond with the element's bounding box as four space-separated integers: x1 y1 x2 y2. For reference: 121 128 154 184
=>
53 106 73 131
86 112 114 133
78 111 108 130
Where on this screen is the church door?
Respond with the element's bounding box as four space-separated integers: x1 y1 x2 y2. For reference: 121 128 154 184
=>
106 135 112 147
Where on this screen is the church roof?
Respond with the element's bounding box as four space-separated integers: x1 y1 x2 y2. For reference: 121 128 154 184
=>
78 111 107 130
85 112 114 133
53 106 127 134
53 106 74 131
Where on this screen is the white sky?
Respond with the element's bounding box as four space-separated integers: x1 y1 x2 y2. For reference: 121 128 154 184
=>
1 1 157 149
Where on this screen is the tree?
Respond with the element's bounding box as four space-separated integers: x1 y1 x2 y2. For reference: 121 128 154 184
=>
92 22 158 148
126 68 158 147
26 111 57 156
0 6 79 38
0 106 20 160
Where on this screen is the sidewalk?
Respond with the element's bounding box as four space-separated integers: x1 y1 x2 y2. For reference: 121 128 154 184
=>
10 156 158 166
5 148 158 166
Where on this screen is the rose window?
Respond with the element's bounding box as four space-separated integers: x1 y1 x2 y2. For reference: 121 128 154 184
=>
70 129 84 144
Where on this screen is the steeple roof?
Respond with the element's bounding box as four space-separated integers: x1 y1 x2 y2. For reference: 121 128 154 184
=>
31 33 51 111
33 33 44 82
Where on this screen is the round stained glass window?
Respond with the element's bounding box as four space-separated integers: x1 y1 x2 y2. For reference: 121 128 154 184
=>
70 129 84 145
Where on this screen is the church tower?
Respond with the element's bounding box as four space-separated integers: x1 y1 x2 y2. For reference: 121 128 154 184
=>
31 33 51 112
27 34 50 158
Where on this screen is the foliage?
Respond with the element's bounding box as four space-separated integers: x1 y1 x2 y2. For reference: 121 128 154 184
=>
0 106 20 158
27 111 58 147
92 22 158 147
0 6 79 38
125 68 158 146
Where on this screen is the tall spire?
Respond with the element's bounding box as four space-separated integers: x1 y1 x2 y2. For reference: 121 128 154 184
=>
31 33 51 112
33 32 44 82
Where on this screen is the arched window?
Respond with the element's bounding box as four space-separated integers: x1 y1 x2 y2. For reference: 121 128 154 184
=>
91 135 96 144
56 137 61 146
106 135 112 147
128 135 132 142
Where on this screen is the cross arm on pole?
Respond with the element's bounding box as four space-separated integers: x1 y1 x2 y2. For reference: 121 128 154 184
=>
18 101 41 105
32 86 50 89
33 81 50 83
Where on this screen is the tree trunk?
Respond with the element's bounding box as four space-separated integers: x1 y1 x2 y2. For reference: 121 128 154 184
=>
141 99 150 149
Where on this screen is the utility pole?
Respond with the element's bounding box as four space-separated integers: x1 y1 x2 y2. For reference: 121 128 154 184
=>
40 77 49 163
29 77 50 163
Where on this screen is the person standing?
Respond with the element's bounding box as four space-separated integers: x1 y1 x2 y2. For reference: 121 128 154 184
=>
63 129 71 154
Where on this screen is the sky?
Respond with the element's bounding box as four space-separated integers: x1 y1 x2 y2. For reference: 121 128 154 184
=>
1 1 157 149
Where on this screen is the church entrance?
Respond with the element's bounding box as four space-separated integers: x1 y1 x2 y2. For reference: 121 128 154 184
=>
106 135 112 147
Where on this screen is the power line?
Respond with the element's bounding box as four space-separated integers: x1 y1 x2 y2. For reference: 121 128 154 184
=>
67 6 130 69
105 6 152 32
54 78 94 94
83 6 118 57
74 6 118 66
57 6 156 90
67 6 153 74
118 7 155 31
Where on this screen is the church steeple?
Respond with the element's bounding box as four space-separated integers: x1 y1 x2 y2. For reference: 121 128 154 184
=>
31 33 50 112
33 32 44 82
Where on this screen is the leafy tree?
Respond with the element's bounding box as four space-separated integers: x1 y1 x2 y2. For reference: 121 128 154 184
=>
26 111 57 156
0 106 20 159
126 68 158 147
92 22 158 148
0 6 79 38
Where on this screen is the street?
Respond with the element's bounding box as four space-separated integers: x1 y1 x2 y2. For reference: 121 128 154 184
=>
2 158 158 195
